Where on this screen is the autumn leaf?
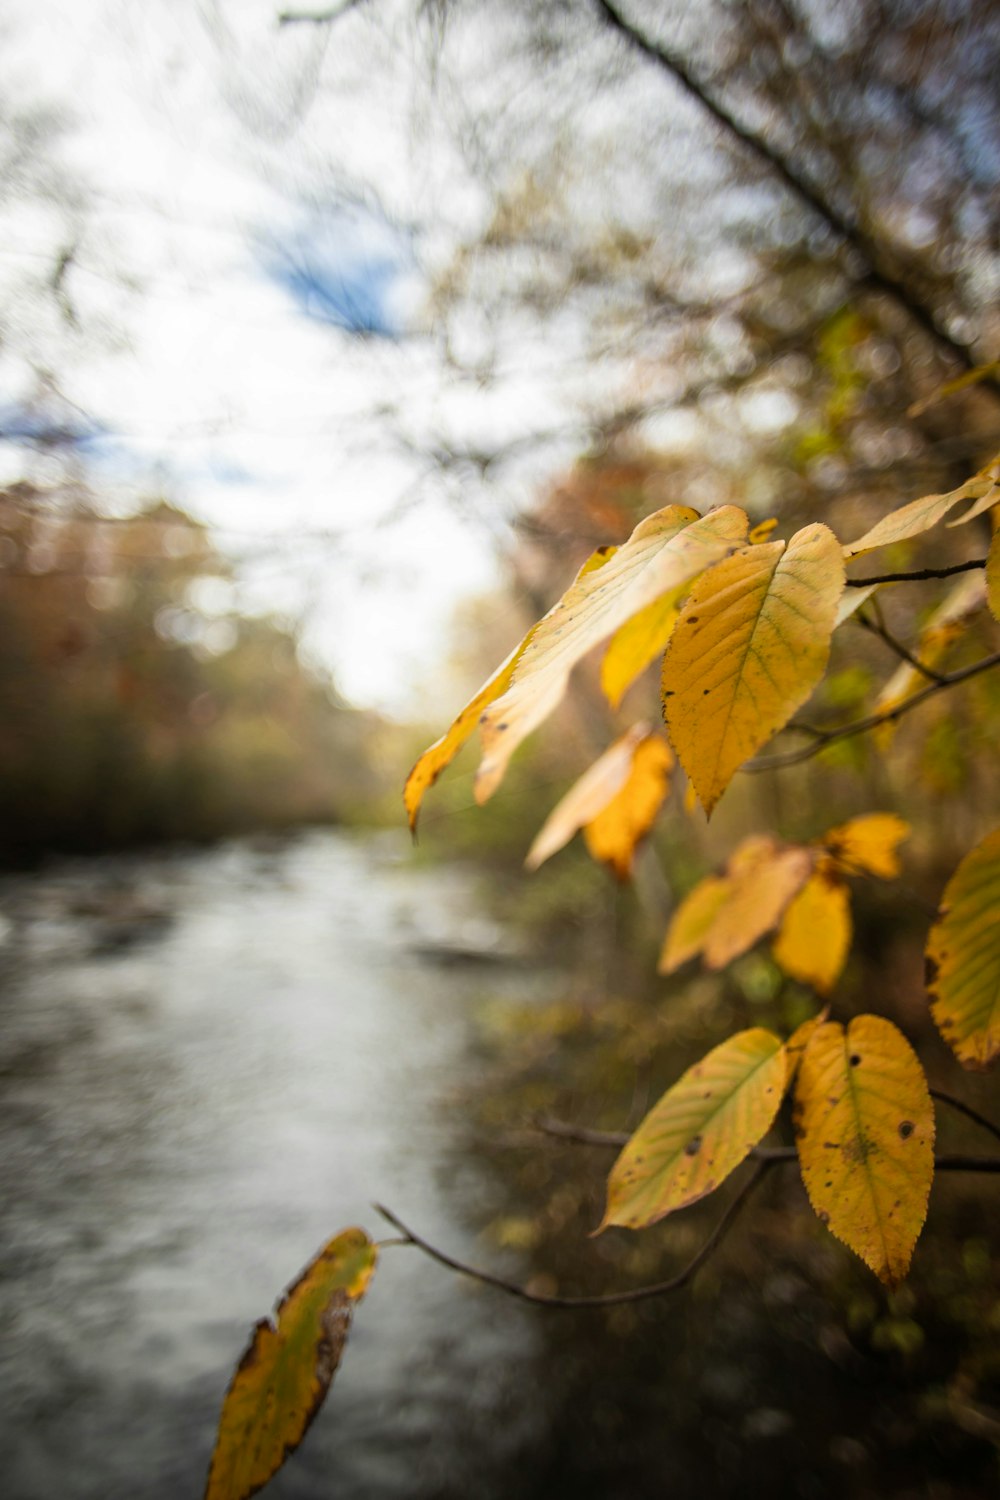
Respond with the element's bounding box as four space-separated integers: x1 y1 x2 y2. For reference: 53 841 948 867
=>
524 724 672 877
794 1017 934 1286
475 505 749 802
820 813 910 879
659 835 813 973
205 1228 377 1500
842 458 999 556
783 1010 829 1087
987 530 1000 623
834 581 879 627
600 591 680 709
773 866 852 995
871 573 986 735
926 827 1000 1070
583 734 673 880
403 545 616 832
661 524 844 815
599 1028 786 1231
658 875 732 973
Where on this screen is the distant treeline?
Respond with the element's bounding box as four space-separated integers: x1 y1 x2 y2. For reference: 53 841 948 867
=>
0 485 392 861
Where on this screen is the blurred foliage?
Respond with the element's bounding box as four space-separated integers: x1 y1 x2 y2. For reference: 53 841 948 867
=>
0 485 393 860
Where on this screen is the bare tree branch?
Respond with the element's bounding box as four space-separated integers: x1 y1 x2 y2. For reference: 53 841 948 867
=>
592 0 994 382
856 607 948 685
745 650 1000 771
375 1165 773 1308
931 1089 1000 1148
277 0 368 25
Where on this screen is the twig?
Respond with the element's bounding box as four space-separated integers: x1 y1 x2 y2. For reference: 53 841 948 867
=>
374 1167 772 1308
535 1117 1000 1174
745 650 1000 771
931 1089 1000 1147
856 609 948 685
846 559 987 587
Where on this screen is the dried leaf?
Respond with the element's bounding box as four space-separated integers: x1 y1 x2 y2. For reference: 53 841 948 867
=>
525 724 671 877
926 827 1000 1070
872 573 986 734
658 835 814 973
658 875 732 974
773 868 852 995
599 1028 786 1230
476 505 749 802
205 1228 378 1500
662 524 844 815
404 545 616 832
843 459 999 557
987 530 1000 624
820 813 910 879
600 591 680 709
583 734 673 880
794 1017 934 1285
702 837 814 969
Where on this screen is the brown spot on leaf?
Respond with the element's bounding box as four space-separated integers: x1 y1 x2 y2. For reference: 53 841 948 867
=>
898 1121 914 1140
684 1135 702 1157
849 1054 861 1067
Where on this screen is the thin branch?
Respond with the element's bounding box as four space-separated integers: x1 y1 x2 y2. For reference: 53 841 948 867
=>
931 1089 1000 1148
277 0 367 25
745 650 1000 771
856 609 948 685
535 1117 1000 1174
375 1167 772 1309
592 0 992 382
846 559 987 588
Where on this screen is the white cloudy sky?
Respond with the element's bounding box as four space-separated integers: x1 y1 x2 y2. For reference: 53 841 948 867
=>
0 0 589 712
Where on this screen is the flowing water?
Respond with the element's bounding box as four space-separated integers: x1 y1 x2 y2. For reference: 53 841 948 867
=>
0 831 548 1500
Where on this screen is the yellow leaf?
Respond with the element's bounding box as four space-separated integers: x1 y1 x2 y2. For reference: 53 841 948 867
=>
524 724 671 876
749 517 778 543
205 1228 378 1500
658 835 813 973
658 875 732 974
926 827 1000 1070
794 1017 934 1286
908 363 1000 417
662 524 844 816
872 573 986 735
403 545 615 831
820 813 910 879
834 581 879 627
784 1009 829 1088
475 505 749 803
583 734 674 881
945 454 1000 526
843 458 999 556
599 1028 786 1230
702 836 814 968
600 591 680 709
987 530 1000 623
773 869 852 995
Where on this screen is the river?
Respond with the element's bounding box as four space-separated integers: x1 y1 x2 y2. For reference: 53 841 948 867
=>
0 831 551 1500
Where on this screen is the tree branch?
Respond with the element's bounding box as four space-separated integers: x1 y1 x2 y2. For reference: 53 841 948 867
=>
592 0 991 380
745 650 1000 772
845 559 987 588
856 608 948 685
375 1166 772 1308
535 1116 1000 1174
931 1089 1000 1148
277 0 367 25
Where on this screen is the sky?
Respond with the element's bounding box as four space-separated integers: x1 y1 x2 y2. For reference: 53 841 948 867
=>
0 0 581 713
